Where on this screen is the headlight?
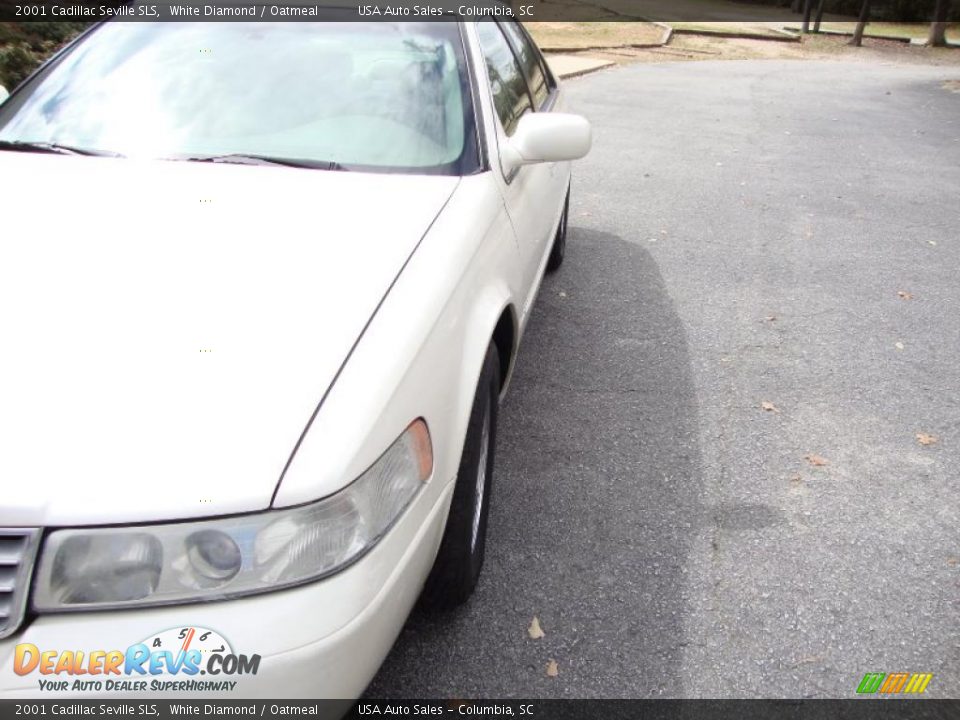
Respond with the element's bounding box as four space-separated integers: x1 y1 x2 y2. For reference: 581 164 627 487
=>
32 420 433 611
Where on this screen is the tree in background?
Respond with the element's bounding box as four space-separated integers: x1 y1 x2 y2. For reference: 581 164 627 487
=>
849 0 872 45
926 0 951 45
0 22 90 89
802 0 815 30
813 0 828 31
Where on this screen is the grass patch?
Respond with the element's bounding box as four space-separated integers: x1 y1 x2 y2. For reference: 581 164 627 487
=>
791 22 960 41
525 22 665 50
669 22 793 38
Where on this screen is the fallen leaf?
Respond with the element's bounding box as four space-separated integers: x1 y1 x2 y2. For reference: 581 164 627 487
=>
947 557 958 566
789 474 803 484
916 433 938 446
895 341 905 351
928 240 937 246
805 454 829 467
897 290 913 300
765 315 777 322
546 660 559 678
528 616 545 640
761 401 780 413
559 291 567 298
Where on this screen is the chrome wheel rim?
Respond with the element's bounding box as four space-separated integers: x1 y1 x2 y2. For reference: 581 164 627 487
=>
470 405 490 552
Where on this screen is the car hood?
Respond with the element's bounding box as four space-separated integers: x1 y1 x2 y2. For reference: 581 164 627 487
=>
0 153 458 526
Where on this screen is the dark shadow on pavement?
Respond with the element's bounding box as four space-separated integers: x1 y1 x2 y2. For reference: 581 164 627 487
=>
366 228 704 698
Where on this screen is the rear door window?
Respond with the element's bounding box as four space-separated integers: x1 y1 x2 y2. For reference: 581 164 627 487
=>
499 22 550 110
476 21 532 137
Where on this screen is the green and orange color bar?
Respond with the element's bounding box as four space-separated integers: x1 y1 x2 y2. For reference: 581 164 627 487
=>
857 672 933 694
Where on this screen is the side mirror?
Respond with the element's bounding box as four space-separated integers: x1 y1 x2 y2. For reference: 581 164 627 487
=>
502 113 591 174
0 85 8 103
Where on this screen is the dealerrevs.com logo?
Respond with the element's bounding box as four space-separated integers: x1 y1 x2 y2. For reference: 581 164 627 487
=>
14 626 260 693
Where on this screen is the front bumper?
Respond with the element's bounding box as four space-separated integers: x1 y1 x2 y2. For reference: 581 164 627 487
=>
0 480 454 699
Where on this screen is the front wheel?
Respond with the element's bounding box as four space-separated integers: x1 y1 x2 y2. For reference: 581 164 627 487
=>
545 188 570 273
421 343 500 610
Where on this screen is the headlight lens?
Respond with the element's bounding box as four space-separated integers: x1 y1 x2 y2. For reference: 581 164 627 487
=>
32 420 432 611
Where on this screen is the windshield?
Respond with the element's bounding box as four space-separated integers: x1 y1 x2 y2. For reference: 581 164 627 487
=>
0 22 478 175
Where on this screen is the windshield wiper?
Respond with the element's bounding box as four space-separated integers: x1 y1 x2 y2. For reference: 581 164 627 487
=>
174 153 347 171
0 140 122 157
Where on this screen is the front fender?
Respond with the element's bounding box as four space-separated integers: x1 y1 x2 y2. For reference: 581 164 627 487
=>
275 172 523 510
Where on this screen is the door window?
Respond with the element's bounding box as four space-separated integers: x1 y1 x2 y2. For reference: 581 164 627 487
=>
500 22 550 109
476 22 532 137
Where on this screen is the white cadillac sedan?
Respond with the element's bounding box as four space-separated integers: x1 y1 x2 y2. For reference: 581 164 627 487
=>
0 19 589 698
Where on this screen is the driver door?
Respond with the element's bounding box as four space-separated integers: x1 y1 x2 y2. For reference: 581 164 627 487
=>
475 21 566 325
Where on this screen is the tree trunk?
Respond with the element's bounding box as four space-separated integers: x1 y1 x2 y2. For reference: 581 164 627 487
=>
849 0 871 46
802 0 814 31
926 0 950 47
813 0 827 32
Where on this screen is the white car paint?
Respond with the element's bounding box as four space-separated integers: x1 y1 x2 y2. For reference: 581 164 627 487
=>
0 20 590 698
0 151 458 525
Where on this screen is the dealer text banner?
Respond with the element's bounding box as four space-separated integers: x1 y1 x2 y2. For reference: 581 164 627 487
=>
1 701 960 720
0 0 942 23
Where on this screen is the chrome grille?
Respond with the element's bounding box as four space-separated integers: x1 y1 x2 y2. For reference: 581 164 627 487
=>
0 529 41 640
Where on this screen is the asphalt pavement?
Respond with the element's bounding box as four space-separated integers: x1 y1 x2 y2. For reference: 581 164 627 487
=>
367 60 960 699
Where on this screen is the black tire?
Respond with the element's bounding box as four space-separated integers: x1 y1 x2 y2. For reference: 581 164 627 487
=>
545 188 570 273
421 343 500 610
